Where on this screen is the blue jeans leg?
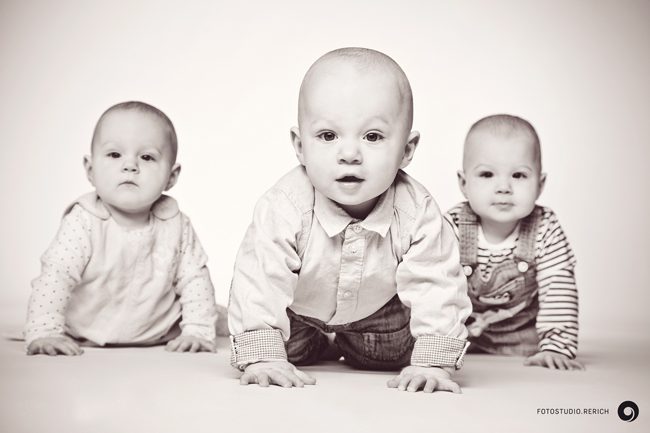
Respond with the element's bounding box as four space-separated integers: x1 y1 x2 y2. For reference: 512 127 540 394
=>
286 295 415 371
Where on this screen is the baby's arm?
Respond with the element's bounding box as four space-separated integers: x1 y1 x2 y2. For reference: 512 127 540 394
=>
529 210 584 370
167 215 219 353
229 188 314 386
25 205 92 355
392 197 472 392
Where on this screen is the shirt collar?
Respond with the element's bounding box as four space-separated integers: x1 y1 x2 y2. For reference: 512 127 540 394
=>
313 185 395 238
69 192 179 221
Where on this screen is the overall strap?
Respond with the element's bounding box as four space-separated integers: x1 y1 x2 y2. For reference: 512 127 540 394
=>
514 206 541 267
457 202 479 269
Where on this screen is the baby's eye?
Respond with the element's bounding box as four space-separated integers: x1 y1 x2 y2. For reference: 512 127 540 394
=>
364 132 384 143
512 172 526 179
108 152 121 158
479 172 493 178
141 154 155 161
317 131 337 142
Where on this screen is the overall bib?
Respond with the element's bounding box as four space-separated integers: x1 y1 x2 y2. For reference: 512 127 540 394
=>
458 203 542 356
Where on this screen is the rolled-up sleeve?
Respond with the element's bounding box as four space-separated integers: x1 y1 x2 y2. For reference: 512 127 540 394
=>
395 196 472 368
228 188 304 369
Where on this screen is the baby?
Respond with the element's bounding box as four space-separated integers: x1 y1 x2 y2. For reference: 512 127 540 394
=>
446 114 584 370
24 101 222 355
228 48 472 393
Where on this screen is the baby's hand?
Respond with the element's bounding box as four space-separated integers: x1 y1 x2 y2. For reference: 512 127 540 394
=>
240 361 317 388
165 336 215 353
387 365 461 393
524 351 585 370
27 336 83 356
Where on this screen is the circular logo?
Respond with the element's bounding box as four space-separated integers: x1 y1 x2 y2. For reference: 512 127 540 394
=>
618 401 639 422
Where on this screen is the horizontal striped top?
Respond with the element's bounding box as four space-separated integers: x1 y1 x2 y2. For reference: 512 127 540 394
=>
446 203 579 358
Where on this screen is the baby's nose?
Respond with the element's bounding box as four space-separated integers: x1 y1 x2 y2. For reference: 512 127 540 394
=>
122 160 138 172
338 140 362 164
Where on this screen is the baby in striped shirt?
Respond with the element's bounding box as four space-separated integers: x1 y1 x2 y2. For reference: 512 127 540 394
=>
24 101 223 356
445 114 584 370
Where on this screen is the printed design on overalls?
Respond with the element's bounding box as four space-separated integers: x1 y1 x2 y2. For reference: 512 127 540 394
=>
456 203 541 338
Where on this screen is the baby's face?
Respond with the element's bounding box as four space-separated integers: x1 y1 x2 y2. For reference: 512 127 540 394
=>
460 131 545 227
85 109 178 217
292 63 418 218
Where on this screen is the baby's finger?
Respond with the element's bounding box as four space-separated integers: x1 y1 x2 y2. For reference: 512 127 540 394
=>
189 341 201 353
544 354 557 370
200 340 216 353
165 340 180 352
407 375 427 392
58 343 76 356
44 344 58 356
435 378 462 394
386 375 402 388
570 360 586 371
177 340 193 352
256 371 270 387
277 370 305 388
294 368 316 385
397 374 414 391
267 370 294 388
423 377 439 393
240 372 257 386
67 342 84 356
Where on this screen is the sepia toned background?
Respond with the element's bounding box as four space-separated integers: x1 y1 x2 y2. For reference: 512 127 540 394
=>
0 1 648 431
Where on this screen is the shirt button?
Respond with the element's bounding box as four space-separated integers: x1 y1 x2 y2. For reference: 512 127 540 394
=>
463 265 473 276
353 225 362 233
517 261 529 273
349 243 358 253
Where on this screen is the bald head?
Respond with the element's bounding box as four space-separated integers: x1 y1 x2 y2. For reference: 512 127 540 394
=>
464 114 541 171
298 48 414 130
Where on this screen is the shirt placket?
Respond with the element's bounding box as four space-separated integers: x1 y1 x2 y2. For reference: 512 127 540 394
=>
328 223 365 325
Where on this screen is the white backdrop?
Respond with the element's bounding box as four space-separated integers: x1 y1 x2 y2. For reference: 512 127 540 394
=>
1 0 648 342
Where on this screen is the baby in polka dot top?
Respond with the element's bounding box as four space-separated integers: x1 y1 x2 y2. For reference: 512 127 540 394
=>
24 101 224 356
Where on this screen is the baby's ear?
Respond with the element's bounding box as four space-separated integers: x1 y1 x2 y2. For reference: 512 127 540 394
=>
457 170 468 198
399 131 420 169
537 172 547 198
290 127 306 166
164 163 182 191
83 155 94 186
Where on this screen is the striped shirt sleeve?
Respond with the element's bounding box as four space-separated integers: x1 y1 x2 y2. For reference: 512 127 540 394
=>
534 208 579 358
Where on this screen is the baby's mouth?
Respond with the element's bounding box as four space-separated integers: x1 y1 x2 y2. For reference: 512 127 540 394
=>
120 181 138 186
337 176 363 183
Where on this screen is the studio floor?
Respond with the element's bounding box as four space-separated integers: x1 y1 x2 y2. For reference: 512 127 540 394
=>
1 329 648 433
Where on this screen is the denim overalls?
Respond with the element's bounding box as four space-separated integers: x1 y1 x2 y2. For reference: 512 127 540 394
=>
457 203 542 356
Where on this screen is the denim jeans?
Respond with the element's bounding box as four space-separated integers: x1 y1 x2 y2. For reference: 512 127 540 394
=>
286 295 415 370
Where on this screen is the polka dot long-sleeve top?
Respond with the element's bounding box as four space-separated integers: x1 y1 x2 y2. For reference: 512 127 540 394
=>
24 193 219 347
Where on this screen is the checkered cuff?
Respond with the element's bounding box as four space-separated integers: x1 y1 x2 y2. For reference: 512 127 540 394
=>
411 335 469 369
230 329 287 370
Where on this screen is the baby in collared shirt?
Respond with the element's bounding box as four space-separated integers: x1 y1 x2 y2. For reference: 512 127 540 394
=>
25 101 225 356
228 48 471 393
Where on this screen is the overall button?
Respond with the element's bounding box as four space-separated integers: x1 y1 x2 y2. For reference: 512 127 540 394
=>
342 291 352 299
349 243 358 253
517 261 529 273
463 265 473 276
